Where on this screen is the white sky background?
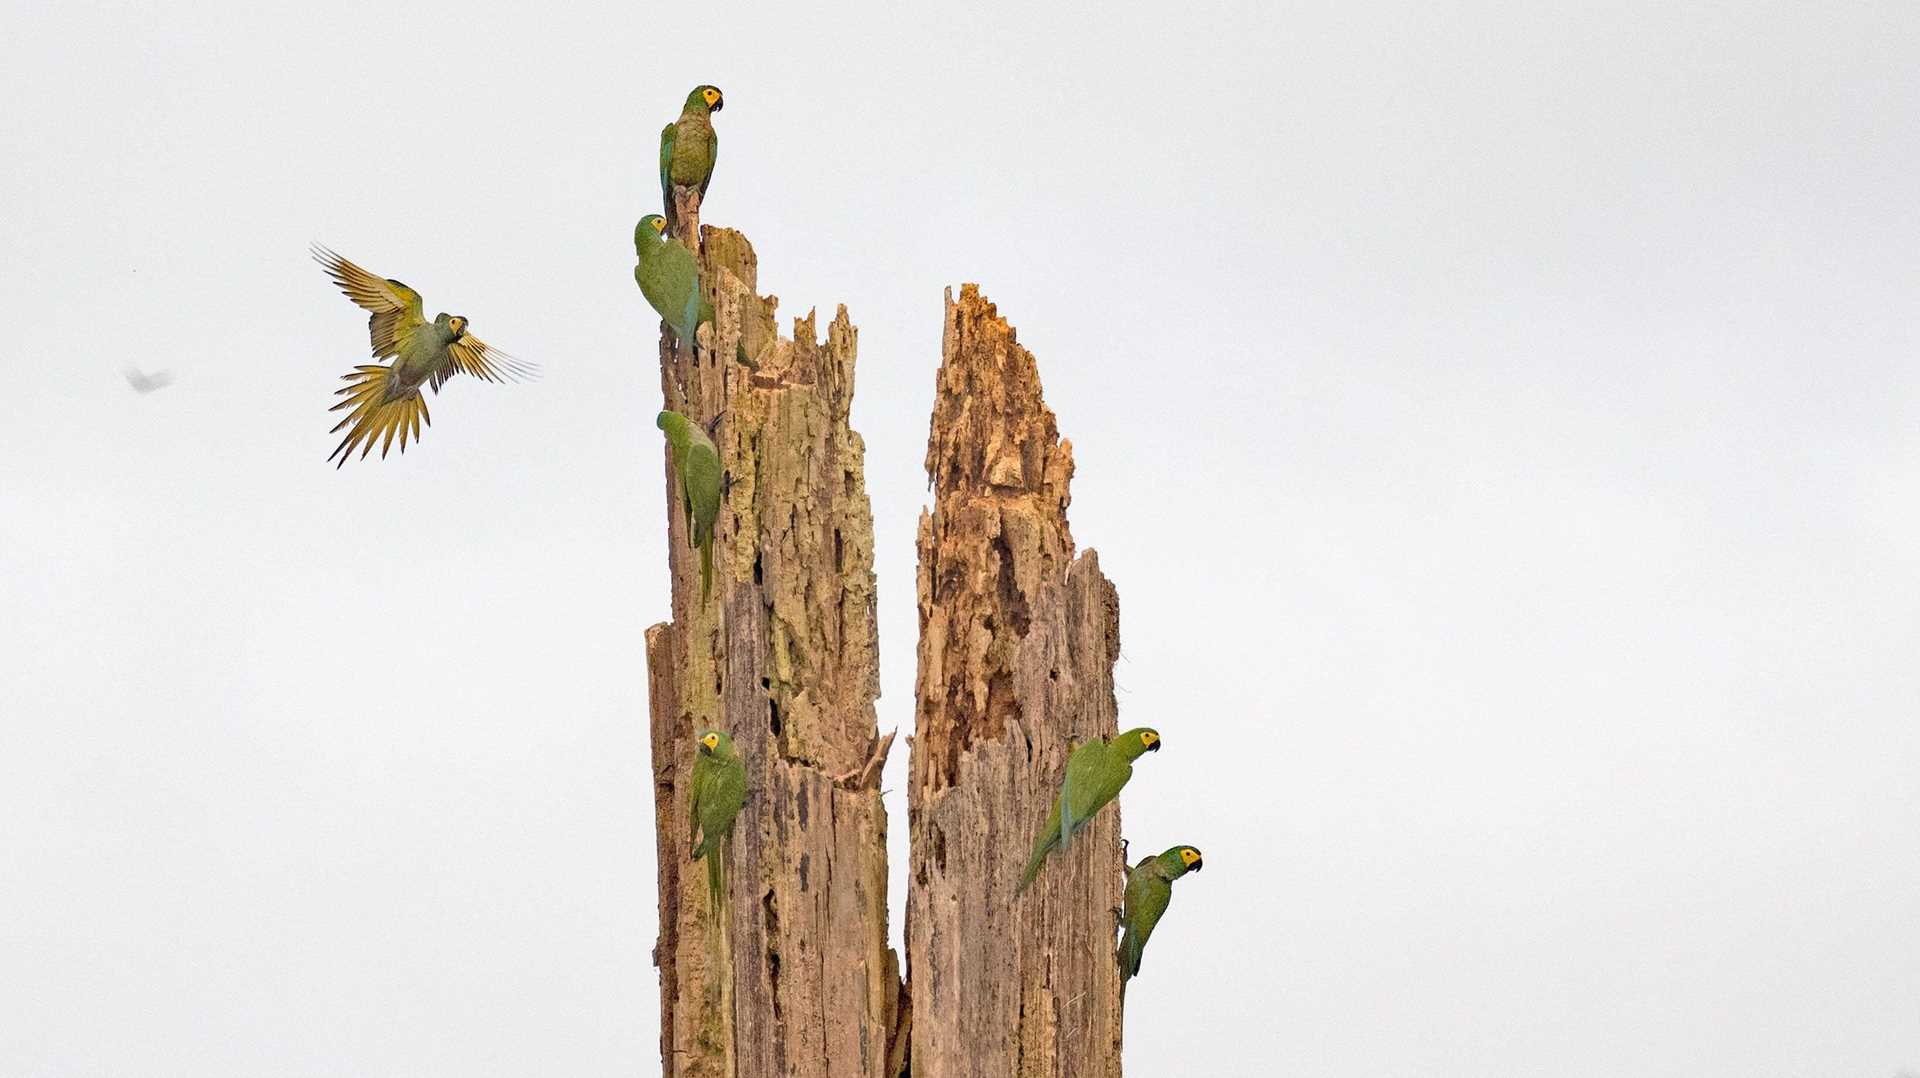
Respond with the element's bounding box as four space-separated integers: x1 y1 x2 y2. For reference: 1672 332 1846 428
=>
2 1 1917 1075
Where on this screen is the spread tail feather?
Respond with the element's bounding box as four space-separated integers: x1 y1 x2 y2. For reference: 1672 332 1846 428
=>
327 365 429 468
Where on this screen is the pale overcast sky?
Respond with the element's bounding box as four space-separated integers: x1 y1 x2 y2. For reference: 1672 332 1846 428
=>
2 2 1917 1076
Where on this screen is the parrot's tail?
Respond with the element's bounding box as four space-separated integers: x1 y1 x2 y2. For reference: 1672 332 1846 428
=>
706 840 725 910
1119 926 1143 980
699 536 714 602
1015 836 1054 895
328 365 430 468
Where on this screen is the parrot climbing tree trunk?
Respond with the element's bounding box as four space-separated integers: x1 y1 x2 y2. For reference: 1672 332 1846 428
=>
645 226 905 1078
905 285 1128 1078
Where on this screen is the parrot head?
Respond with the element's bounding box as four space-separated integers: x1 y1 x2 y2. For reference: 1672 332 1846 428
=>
1172 845 1203 876
1114 727 1162 760
432 312 468 339
636 215 669 250
686 84 723 113
657 409 693 446
697 729 736 757
447 315 468 338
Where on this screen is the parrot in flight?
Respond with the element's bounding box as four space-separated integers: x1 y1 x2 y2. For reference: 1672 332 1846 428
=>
1016 727 1162 893
657 409 722 601
690 728 748 910
1119 845 1204 980
634 214 713 351
659 84 723 234
312 244 535 467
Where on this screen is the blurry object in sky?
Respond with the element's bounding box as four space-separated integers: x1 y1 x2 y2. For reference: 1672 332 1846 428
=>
124 367 172 393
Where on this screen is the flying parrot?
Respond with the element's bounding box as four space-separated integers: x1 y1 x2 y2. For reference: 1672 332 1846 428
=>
657 409 722 601
659 84 723 234
1016 727 1162 893
1119 844 1204 980
690 728 748 910
312 245 535 468
634 214 714 351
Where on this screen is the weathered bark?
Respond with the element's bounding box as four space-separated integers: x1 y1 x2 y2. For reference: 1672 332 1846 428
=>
646 223 902 1078
905 285 1126 1078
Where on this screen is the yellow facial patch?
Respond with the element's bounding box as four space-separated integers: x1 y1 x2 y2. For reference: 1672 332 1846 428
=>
702 733 719 749
1140 731 1159 747
1180 847 1202 866
651 217 667 234
704 88 721 106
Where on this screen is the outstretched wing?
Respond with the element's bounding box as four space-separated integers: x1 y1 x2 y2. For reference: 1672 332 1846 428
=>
438 332 539 391
312 244 426 359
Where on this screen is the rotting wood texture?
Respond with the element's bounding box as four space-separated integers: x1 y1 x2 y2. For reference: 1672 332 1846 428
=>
645 217 902 1078
905 285 1126 1078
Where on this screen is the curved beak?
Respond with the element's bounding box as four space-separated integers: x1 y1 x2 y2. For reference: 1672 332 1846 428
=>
1149 741 1161 752
1189 858 1203 873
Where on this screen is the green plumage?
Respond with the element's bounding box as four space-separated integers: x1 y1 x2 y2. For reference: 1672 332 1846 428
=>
1016 727 1162 893
634 215 713 349
658 410 722 601
689 729 748 911
1119 845 1204 980
659 85 722 233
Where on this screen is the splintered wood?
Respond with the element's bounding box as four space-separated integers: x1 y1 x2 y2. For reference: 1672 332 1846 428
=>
906 285 1126 1078
645 227 901 1078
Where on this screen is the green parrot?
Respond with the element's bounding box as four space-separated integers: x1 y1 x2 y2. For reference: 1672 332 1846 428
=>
312 244 535 468
659 84 723 233
657 409 722 601
690 728 748 909
1119 845 1204 980
1016 727 1162 893
634 214 714 350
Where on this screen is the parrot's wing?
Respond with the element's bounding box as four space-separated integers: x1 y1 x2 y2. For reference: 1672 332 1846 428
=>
688 754 707 853
1060 738 1110 848
680 267 703 342
312 244 425 359
684 445 724 541
693 757 748 859
659 122 677 207
1120 872 1172 978
698 129 716 199
714 758 748 824
440 332 539 389
691 753 728 857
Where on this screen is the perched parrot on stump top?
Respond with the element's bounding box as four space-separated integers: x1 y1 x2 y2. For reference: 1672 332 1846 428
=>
312 245 536 467
634 214 713 350
659 85 723 234
657 410 721 601
690 728 747 910
1016 727 1162 893
1119 845 1204 980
